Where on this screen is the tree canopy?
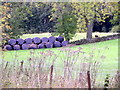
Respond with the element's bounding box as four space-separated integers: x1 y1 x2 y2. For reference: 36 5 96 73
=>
0 2 119 45
51 2 77 41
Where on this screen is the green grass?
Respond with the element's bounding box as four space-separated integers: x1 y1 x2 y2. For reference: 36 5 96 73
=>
2 39 119 76
2 33 119 85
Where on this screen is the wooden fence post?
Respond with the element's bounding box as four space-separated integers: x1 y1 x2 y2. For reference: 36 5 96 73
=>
87 71 91 90
20 61 23 72
50 65 53 89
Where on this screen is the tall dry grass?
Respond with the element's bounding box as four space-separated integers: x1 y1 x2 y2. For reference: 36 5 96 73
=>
1 47 119 88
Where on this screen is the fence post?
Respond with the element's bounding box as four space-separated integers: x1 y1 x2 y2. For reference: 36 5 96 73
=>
87 71 91 90
4 61 8 70
20 61 23 72
50 65 53 89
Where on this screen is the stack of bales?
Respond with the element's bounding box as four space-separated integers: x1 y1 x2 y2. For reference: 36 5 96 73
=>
3 36 68 50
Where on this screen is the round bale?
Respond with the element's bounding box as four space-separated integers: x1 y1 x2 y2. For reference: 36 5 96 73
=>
13 45 20 50
29 44 38 49
45 42 53 48
56 36 64 42
22 44 29 50
25 38 32 44
38 43 45 49
17 38 24 45
48 36 56 43
41 37 48 43
8 39 16 45
4 45 12 50
33 37 41 44
62 41 68 46
53 41 61 47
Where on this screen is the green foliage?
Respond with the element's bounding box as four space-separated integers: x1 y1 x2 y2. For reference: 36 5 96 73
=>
72 2 118 39
73 2 95 32
55 12 77 41
23 2 55 33
110 15 119 25
53 2 110 39
1 2 119 45
52 2 77 41
1 2 54 45
1 2 32 45
111 25 120 33
110 2 119 26
102 26 107 32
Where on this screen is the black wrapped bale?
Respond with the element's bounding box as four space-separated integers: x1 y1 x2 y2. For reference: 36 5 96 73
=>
17 38 24 45
29 44 38 49
4 45 12 50
38 43 45 49
56 36 64 42
62 41 68 46
25 38 32 44
8 39 16 45
45 42 53 48
13 45 20 50
41 37 48 43
33 37 41 44
22 44 29 50
48 36 56 43
53 41 61 47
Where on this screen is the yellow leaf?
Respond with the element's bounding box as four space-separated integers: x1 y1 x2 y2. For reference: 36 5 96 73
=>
2 33 6 36
7 14 11 18
10 32 13 34
6 25 11 29
5 22 8 25
0 18 5 22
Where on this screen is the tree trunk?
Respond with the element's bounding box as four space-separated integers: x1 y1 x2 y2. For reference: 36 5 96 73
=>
86 20 94 40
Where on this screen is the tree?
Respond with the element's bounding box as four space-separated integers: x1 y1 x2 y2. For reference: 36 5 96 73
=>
1 2 56 45
1 2 32 45
110 2 120 33
23 2 55 33
51 2 77 41
110 2 119 26
73 2 118 39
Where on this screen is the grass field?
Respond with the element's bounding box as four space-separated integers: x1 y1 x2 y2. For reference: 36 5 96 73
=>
1 33 119 87
2 38 119 81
